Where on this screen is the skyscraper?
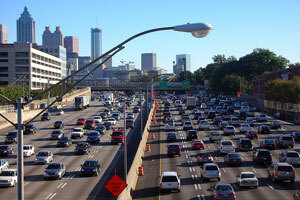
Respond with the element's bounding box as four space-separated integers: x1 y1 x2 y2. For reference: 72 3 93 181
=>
174 54 191 74
64 36 79 54
42 26 64 46
91 28 102 61
0 25 8 44
141 53 157 74
17 6 36 43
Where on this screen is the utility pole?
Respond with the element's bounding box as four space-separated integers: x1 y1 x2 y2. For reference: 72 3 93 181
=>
17 98 24 200
47 79 50 106
183 58 187 96
140 89 143 139
123 103 127 183
151 79 154 107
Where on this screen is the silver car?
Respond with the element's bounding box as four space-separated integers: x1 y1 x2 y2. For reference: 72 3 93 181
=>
279 150 300 166
212 183 236 200
201 163 221 182
35 150 53 164
44 162 66 180
236 172 258 188
209 132 222 142
268 162 295 183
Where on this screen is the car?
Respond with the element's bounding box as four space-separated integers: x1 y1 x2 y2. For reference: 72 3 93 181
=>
260 139 276 150
186 130 198 141
164 120 176 131
256 113 268 122
95 124 107 134
201 163 221 182
40 103 47 109
159 171 181 192
218 122 228 130
245 130 258 140
44 162 66 180
224 152 242 167
100 112 108 119
0 146 13 156
111 129 125 145
222 114 231 121
76 118 86 125
194 112 203 120
183 121 193 130
279 150 300 166
23 145 35 157
270 121 281 129
274 112 285 120
238 138 253 151
74 142 91 155
200 103 207 109
50 130 64 140
126 120 134 129
191 140 205 150
268 162 295 183
291 131 300 142
197 153 213 165
104 121 113 130
208 111 216 119
5 131 17 144
230 117 240 126
56 109 64 115
57 137 72 147
41 112 51 121
80 160 101 176
87 131 101 143
167 143 181 157
0 169 18 187
24 124 37 134
276 135 295 149
258 125 270 134
218 140 235 154
0 159 9 173
236 172 258 188
107 118 117 125
133 106 140 113
35 150 53 164
113 102 120 107
126 112 134 119
199 120 210 130
224 126 235 136
253 149 272 165
213 116 222 125
84 119 96 129
71 128 84 139
167 132 177 142
212 183 236 200
245 118 254 126
239 124 251 134
53 121 64 129
209 132 222 142
93 115 102 124
107 105 114 111
111 113 121 121
294 191 300 200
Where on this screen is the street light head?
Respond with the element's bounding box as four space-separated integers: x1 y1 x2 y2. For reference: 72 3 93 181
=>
173 22 213 38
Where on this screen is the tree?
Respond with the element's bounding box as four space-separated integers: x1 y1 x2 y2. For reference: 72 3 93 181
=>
289 62 300 68
193 68 204 85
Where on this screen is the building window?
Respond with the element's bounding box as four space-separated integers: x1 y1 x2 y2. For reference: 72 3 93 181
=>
0 59 8 62
0 52 8 57
55 49 58 53
0 67 8 72
0 74 8 77
15 52 29 57
0 81 8 86
15 59 29 65
32 53 37 58
15 66 29 73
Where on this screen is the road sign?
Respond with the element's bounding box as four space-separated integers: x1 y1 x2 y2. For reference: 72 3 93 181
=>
182 81 190 88
105 174 127 198
160 81 168 89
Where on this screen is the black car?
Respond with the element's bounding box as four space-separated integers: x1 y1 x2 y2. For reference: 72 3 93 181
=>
103 121 113 130
74 142 91 155
227 106 234 114
100 112 108 119
239 111 247 120
41 112 51 121
258 125 270 134
80 160 101 176
186 130 198 141
270 121 281 129
0 145 13 156
95 125 106 134
24 124 37 134
253 149 272 165
213 116 222 125
208 111 216 119
224 153 242 166
53 121 64 129
56 137 72 147
126 120 134 129
167 132 177 142
5 131 17 144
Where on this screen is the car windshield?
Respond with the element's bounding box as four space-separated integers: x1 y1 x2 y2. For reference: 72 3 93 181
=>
52 131 61 135
228 153 240 158
26 125 34 128
211 132 220 136
185 122 191 125
97 126 105 130
162 176 178 182
259 151 271 156
7 132 17 136
0 146 8 150
55 121 62 124
201 121 208 124
265 139 275 144
78 118 85 121
222 141 232 145
282 137 293 141
294 132 300 136
86 120 94 124
77 144 88 148
241 174 255 178
37 152 49 156
73 128 82 132
278 166 294 172
241 140 251 145
216 185 232 191
227 127 234 130
89 132 99 136
287 152 299 157
83 161 97 167
0 171 15 176
60 137 69 141
206 166 218 170
23 146 31 150
47 164 61 169
112 132 123 136
112 114 118 116
168 145 179 149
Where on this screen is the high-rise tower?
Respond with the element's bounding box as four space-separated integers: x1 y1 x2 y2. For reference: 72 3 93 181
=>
17 6 36 43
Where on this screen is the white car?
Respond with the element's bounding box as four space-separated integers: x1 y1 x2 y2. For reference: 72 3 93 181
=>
239 124 251 134
0 169 18 187
209 132 222 142
256 114 268 122
164 121 176 131
71 128 84 139
56 109 64 115
174 100 182 107
224 126 235 135
126 113 134 119
113 102 120 107
93 116 102 124
245 118 254 126
218 140 235 154
241 106 249 112
107 118 117 125
0 159 9 173
236 172 258 188
199 120 210 130
23 145 35 157
200 103 207 109
230 117 240 126
159 171 181 192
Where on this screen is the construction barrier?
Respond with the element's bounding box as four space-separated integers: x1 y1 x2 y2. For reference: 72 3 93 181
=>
146 144 151 152
151 132 155 140
138 166 144 176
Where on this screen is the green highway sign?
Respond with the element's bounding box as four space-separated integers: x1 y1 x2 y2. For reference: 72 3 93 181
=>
182 81 190 88
160 81 168 89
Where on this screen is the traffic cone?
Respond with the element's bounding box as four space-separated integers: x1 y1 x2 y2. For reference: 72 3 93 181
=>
146 144 151 152
151 132 155 140
153 116 157 124
138 166 144 176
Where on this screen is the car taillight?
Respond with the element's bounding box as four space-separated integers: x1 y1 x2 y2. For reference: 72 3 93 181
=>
229 193 236 197
203 170 206 174
275 171 278 176
220 146 222 150
159 183 162 187
216 193 223 197
293 171 296 176
178 182 180 187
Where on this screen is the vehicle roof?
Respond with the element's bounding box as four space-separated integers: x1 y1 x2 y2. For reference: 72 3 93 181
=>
84 160 98 163
162 171 178 176
39 150 51 153
273 162 293 166
204 163 218 166
168 143 180 145
240 171 255 175
2 169 17 172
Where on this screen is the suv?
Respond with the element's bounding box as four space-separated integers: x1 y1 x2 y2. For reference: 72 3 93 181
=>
238 138 253 151
87 131 101 143
208 111 216 119
5 131 17 144
260 139 276 150
258 125 270 134
276 135 294 149
80 160 101 176
268 162 295 183
183 121 193 131
279 150 300 166
35 150 53 164
126 120 134 129
111 129 125 145
186 130 198 141
224 126 235 136
41 112 51 121
24 124 37 134
159 171 181 192
199 120 210 130
167 143 181 157
256 114 268 122
201 163 221 182
253 149 272 165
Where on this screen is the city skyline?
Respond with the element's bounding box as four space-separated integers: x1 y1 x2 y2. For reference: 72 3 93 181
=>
0 1 299 73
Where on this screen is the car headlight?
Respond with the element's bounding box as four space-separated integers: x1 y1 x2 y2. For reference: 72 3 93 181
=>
93 169 97 171
44 172 48 175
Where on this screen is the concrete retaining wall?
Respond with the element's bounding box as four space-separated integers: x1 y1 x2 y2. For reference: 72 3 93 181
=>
118 104 155 200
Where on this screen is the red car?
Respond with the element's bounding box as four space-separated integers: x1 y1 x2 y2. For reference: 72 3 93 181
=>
167 143 181 157
246 130 258 139
192 140 205 150
84 119 96 129
77 118 86 125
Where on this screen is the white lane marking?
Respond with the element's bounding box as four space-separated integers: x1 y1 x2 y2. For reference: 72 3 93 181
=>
222 168 226 173
192 167 195 172
45 193 52 200
268 184 274 190
88 155 92 158
253 168 257 173
195 174 198 179
99 146 103 149
97 146 100 149
186 155 188 158
49 193 56 200
198 184 201 189
75 167 80 171
207 145 210 149
215 157 218 160
24 182 30 187
57 183 63 188
194 184 198 190
189 167 192 172
198 195 201 200
91 154 94 158
61 183 67 189
93 150 97 153
192 175 195 179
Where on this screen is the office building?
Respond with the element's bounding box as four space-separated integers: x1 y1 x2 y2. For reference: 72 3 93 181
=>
91 28 102 61
42 26 64 47
17 6 36 43
78 56 91 69
64 36 79 54
0 42 62 89
141 53 157 74
173 54 191 75
0 25 8 44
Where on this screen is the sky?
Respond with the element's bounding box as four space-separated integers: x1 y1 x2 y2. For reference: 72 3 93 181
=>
1 0 299 73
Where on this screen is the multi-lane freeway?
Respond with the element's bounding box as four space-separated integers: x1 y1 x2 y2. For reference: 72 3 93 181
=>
133 97 300 200
0 97 144 200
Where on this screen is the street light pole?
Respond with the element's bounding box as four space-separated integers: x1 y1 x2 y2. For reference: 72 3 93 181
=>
151 78 154 107
17 98 24 200
123 103 127 183
47 79 50 106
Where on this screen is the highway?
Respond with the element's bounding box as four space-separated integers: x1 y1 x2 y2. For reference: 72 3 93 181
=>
133 99 300 200
0 98 144 200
